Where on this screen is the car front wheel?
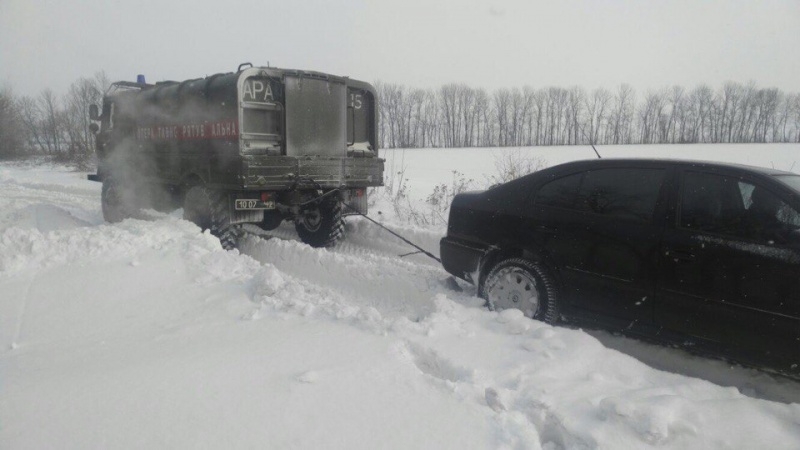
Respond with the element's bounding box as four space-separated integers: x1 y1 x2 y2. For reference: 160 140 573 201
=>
480 258 559 324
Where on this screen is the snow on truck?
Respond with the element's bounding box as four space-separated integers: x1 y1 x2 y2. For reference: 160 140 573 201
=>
87 64 384 248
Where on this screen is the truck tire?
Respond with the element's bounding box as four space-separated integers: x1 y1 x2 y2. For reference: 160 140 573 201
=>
295 198 344 248
183 186 241 250
101 178 133 223
259 211 285 231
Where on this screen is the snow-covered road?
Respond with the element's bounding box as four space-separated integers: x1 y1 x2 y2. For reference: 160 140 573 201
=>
1 154 799 449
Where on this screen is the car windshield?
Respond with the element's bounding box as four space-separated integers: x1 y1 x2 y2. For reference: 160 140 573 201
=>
775 174 800 193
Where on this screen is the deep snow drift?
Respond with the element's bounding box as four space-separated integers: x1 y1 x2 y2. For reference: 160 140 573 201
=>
2 145 800 449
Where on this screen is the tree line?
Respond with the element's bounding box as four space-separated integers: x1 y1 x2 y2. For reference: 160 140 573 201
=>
2 73 799 168
375 81 800 148
0 72 109 168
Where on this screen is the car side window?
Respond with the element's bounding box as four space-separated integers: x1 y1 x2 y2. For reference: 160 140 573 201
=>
574 168 666 223
535 173 582 209
680 172 800 244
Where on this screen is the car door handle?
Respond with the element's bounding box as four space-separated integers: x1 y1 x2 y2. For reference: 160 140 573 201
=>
665 248 696 262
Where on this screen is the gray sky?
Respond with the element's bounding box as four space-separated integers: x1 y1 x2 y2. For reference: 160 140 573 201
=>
1 0 798 96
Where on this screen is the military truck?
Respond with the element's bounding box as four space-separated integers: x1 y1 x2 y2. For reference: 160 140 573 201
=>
88 64 383 249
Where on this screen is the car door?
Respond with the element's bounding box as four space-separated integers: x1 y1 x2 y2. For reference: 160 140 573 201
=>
525 170 591 300
528 165 669 327
656 169 800 367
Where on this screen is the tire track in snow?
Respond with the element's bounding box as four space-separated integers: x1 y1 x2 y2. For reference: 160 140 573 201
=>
242 216 445 268
10 272 37 350
237 234 551 447
237 233 458 322
0 178 103 231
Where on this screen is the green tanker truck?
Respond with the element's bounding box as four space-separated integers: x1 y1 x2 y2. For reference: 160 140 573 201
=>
87 64 384 249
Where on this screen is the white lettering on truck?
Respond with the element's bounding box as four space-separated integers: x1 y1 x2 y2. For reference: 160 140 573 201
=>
243 79 274 102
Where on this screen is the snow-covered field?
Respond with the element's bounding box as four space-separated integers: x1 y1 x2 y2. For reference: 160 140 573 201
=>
2 145 800 449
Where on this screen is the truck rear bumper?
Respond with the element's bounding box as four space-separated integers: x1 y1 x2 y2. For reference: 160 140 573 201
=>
242 156 384 190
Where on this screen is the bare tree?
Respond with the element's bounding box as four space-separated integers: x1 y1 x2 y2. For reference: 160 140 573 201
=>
439 84 462 147
0 86 25 159
638 90 667 144
531 88 546 146
688 85 713 143
493 89 510 146
458 86 479 147
62 75 106 168
793 94 800 143
418 89 439 147
585 88 611 144
375 82 403 148
544 88 567 145
565 87 585 145
39 89 64 154
607 84 635 144
374 80 799 148
473 88 491 147
663 86 684 143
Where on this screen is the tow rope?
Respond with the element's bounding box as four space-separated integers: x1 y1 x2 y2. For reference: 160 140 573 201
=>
340 201 442 264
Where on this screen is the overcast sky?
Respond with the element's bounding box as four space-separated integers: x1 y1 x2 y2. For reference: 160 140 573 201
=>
1 0 798 97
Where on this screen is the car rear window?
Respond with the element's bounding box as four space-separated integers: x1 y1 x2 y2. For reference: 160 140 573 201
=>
535 173 582 209
575 168 666 223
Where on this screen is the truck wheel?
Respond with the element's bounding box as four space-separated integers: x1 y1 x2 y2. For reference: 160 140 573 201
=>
295 199 344 248
183 186 241 250
259 211 285 231
101 178 133 223
480 258 559 324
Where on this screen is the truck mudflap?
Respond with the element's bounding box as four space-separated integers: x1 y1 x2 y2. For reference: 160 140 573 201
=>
242 156 384 189
342 188 368 216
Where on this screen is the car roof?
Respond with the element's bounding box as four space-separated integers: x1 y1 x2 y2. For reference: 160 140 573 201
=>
547 158 795 176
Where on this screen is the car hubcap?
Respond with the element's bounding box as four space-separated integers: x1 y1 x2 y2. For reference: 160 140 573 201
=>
488 267 539 317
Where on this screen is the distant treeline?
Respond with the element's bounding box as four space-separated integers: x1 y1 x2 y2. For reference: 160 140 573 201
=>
0 72 109 168
2 73 799 168
375 82 800 148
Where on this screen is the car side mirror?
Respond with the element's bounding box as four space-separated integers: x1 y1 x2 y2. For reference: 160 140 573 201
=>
89 104 100 121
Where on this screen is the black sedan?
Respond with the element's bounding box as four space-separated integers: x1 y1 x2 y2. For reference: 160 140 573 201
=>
441 158 800 374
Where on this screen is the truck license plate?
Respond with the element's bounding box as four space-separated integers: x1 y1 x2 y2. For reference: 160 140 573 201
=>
235 199 275 210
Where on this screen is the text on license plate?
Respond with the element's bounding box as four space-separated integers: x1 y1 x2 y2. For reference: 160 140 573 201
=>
235 199 276 210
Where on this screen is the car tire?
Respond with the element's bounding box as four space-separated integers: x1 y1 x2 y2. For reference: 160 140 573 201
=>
101 178 133 223
480 258 559 324
295 198 344 248
183 185 241 250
